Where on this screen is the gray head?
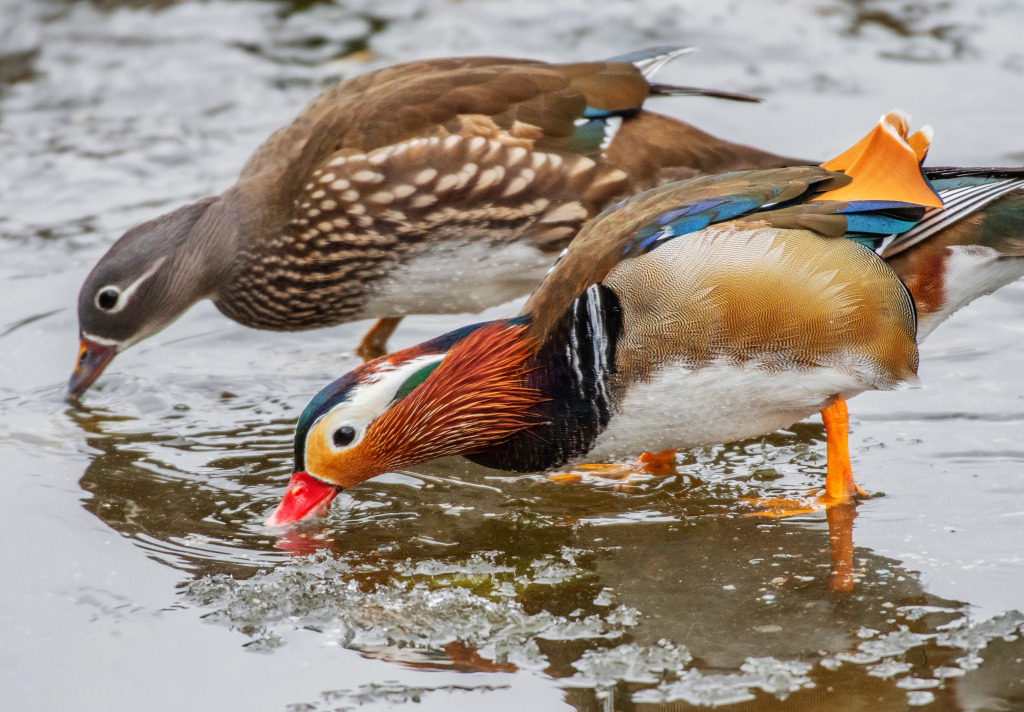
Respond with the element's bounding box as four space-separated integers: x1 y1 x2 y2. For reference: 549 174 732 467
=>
70 196 236 398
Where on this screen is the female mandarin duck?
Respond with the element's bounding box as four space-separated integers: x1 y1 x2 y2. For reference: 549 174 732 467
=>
266 111 1024 526
69 47 803 398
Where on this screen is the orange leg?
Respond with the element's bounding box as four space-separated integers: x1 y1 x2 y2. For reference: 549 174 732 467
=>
820 395 868 503
355 317 402 362
745 395 867 518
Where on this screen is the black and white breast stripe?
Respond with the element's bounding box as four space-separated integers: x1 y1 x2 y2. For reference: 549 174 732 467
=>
566 284 616 415
465 284 622 472
881 177 1024 258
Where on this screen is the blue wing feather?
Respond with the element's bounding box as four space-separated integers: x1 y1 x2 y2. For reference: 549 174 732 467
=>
623 194 769 256
621 176 942 258
843 214 921 235
836 200 928 213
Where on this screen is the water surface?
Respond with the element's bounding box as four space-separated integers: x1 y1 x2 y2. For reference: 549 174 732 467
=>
2 0 1024 709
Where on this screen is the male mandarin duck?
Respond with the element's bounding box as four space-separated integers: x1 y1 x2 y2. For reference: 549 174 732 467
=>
266 111 1024 527
69 47 805 398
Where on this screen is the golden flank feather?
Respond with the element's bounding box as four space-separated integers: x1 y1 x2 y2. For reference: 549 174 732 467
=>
521 166 851 341
604 225 919 388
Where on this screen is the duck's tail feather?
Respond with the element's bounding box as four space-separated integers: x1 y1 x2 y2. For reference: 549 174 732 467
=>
646 81 762 103
612 46 696 78
881 170 1024 341
609 46 764 103
882 168 1024 258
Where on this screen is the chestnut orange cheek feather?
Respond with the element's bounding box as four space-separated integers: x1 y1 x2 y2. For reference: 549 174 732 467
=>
366 323 545 469
304 421 385 489
298 322 545 494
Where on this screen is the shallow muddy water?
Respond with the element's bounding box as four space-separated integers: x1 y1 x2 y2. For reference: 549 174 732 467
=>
2 0 1024 710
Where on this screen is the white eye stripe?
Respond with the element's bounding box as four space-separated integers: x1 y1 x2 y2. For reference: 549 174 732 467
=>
96 256 167 314
332 354 446 423
307 354 446 456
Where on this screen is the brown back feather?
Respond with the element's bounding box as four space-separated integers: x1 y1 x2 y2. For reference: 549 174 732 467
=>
240 57 649 183
521 166 850 341
604 111 806 191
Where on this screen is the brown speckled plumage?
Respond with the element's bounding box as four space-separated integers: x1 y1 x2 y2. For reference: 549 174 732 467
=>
204 55 802 330
72 49 805 396
216 133 621 328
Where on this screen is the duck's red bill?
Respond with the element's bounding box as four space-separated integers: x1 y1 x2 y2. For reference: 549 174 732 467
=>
265 471 338 528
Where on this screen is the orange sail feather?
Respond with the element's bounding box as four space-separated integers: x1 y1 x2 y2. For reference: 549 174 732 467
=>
816 110 942 208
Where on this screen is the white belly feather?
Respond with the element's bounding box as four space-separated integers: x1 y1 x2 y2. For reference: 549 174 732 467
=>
357 240 555 317
587 358 871 460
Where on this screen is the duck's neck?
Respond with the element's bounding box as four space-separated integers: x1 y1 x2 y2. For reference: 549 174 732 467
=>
185 195 244 297
466 285 623 472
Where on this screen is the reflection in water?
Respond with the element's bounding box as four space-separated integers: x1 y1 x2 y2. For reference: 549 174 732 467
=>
72 404 1024 710
71 402 296 576
6 0 1017 707
825 503 857 594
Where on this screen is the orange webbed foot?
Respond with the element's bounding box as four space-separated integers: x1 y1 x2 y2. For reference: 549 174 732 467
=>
742 486 867 518
547 449 680 488
742 493 824 518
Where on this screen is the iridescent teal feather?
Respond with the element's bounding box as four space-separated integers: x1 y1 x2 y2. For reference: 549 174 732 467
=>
613 169 944 257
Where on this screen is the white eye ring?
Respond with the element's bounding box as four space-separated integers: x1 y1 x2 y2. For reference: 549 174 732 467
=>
95 286 123 312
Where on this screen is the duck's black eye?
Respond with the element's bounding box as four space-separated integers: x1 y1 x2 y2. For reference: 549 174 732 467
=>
332 425 356 448
97 287 120 311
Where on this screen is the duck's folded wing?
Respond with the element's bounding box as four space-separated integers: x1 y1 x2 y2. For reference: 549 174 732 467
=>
881 167 1024 258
